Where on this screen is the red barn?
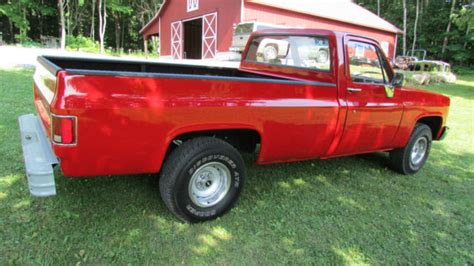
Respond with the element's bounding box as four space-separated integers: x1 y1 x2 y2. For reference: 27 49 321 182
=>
140 0 401 60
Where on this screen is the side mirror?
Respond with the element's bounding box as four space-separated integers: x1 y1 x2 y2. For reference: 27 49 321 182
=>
393 72 405 87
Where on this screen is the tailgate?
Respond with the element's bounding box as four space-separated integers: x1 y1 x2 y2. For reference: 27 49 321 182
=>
33 56 61 139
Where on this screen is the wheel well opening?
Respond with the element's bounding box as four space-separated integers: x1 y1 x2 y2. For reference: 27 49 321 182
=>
417 116 442 138
167 129 262 155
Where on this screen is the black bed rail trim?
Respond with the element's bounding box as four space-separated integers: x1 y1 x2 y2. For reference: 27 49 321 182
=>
64 69 337 87
37 56 62 75
41 55 236 70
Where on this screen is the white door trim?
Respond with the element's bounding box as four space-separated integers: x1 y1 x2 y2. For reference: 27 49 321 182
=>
202 12 218 59
171 21 183 59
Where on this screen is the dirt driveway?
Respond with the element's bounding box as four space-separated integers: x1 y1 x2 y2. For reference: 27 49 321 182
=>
0 46 116 69
0 46 239 69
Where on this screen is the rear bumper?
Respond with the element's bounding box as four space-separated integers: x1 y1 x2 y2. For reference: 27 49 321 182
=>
439 126 449 140
18 114 58 197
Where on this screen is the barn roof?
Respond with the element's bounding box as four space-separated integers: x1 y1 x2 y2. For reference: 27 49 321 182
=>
246 0 402 33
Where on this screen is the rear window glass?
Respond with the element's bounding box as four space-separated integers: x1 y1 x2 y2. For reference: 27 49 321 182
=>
235 23 254 35
245 35 331 72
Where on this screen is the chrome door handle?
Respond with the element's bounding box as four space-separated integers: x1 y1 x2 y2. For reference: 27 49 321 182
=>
347 88 362 93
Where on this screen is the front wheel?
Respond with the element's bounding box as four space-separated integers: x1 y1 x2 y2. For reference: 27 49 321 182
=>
389 124 433 175
159 137 245 223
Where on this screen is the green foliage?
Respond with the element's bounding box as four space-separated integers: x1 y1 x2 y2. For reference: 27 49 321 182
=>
20 39 43 47
0 67 473 264
0 0 162 53
357 0 474 65
14 33 31 43
453 5 474 32
66 35 99 52
0 0 54 42
108 0 133 15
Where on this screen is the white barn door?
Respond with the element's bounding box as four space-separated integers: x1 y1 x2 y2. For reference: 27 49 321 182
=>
202 13 217 59
171 21 183 59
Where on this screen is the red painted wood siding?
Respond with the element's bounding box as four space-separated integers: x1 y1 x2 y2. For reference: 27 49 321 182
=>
159 0 242 56
244 2 397 58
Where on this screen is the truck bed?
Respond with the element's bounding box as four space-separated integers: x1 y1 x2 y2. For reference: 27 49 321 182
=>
33 54 340 177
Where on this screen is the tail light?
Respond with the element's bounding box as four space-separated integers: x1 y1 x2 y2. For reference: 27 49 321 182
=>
51 115 77 145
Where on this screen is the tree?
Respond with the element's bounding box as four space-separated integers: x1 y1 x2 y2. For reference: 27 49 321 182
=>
441 0 457 57
58 0 66 49
453 5 474 49
108 0 132 51
98 0 106 54
90 0 96 39
0 0 31 42
377 0 380 16
66 0 87 36
402 0 407 56
411 0 420 55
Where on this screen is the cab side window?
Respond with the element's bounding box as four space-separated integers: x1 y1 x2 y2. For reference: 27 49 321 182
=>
245 35 331 72
348 41 387 84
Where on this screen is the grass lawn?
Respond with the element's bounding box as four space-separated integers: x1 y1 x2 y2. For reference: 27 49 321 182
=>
0 67 473 264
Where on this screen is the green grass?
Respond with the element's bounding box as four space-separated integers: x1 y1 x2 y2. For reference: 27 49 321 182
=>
0 67 473 264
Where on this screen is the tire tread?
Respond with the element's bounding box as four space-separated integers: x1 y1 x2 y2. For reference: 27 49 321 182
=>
389 123 432 175
159 137 242 222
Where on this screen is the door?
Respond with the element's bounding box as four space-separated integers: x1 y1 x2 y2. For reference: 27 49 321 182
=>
183 18 203 59
335 37 403 155
202 13 217 59
171 21 183 59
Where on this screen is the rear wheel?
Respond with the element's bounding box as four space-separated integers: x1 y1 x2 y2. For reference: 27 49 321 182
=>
389 124 432 175
159 137 245 223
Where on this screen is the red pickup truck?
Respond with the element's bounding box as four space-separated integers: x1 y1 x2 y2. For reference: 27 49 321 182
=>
19 29 450 222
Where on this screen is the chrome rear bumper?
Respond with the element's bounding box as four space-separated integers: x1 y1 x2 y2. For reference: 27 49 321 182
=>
18 114 58 196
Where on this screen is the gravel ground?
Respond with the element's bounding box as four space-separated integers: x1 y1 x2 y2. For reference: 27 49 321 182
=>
0 45 240 69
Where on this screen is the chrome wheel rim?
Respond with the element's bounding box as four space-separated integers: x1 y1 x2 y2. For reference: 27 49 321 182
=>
411 137 428 165
188 162 232 208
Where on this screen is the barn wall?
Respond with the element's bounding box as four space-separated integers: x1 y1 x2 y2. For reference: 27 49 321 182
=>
142 21 159 38
159 0 242 56
244 2 397 58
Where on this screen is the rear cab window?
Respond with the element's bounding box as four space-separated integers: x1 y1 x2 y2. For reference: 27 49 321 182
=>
245 35 331 72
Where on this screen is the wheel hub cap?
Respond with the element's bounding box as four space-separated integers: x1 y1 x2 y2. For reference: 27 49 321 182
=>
411 137 428 165
189 162 232 208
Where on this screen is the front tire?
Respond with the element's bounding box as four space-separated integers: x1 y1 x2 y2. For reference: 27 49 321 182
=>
389 124 433 175
159 137 245 223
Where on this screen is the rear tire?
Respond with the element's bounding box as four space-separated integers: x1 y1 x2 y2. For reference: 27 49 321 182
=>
159 137 245 223
389 124 432 175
